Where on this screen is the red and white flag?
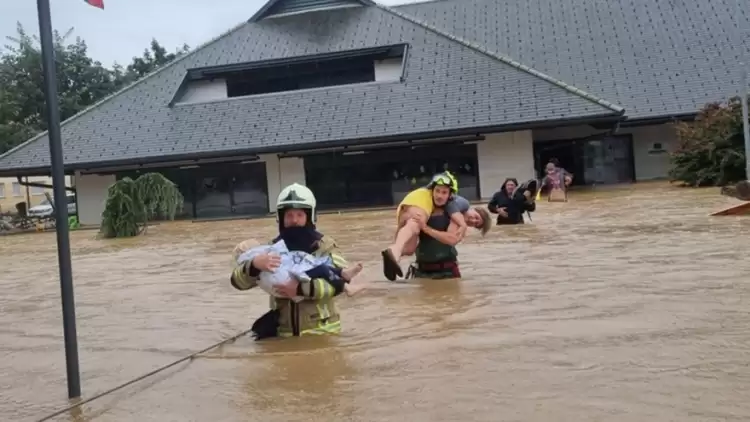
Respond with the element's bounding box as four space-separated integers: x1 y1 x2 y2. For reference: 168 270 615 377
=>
84 0 104 9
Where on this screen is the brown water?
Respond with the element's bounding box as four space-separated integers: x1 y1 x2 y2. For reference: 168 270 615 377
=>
1 182 750 422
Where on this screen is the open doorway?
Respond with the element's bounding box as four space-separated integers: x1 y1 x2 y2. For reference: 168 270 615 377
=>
534 139 585 186
533 135 635 186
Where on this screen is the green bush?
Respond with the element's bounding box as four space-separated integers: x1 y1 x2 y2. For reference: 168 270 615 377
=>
99 172 183 238
669 97 748 186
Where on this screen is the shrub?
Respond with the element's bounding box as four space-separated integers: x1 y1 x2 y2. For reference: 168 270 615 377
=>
669 96 748 186
100 172 183 238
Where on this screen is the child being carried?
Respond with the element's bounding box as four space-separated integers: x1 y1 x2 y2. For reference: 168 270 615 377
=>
233 239 364 301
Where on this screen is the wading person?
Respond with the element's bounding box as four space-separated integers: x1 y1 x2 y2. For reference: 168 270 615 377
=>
488 178 537 225
230 183 353 339
407 201 490 279
542 159 573 201
381 172 489 281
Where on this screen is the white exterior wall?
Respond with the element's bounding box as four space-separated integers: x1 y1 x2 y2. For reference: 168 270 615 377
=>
0 175 73 213
629 124 677 180
75 172 115 226
176 79 228 104
263 155 306 211
532 123 678 181
374 59 403 81
476 130 535 199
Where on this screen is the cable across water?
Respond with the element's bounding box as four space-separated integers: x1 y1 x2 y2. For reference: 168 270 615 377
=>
35 328 254 422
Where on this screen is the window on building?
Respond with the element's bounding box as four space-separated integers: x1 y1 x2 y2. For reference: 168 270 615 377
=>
176 44 406 102
0 183 5 198
12 182 22 197
31 186 45 195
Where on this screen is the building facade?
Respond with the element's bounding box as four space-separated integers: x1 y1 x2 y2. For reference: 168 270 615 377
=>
0 176 74 214
0 0 743 225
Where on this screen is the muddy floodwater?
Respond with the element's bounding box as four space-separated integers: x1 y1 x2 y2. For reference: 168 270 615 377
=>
1 182 750 422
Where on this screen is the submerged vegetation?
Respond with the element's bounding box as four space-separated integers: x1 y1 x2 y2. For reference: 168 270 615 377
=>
669 96 748 187
100 173 183 238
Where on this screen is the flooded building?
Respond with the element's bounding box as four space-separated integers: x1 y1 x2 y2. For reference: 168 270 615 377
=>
0 0 745 224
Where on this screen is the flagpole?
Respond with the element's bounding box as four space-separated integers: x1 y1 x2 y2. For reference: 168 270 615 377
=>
36 0 81 399
741 63 750 180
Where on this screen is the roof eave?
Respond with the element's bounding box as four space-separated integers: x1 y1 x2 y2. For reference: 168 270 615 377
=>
620 112 697 127
0 112 623 178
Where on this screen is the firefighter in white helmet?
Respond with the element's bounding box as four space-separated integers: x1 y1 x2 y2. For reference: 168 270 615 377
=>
231 183 351 338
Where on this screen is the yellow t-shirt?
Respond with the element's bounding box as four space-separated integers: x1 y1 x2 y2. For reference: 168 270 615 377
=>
396 187 434 222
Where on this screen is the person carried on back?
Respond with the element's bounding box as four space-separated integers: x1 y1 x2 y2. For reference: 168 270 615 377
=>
381 171 491 281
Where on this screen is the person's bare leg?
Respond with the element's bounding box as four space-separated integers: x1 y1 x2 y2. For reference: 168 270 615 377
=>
341 263 363 281
341 264 366 296
401 235 419 256
382 206 426 280
387 206 426 260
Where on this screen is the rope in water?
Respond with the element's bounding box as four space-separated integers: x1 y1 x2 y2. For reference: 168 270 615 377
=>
35 328 254 422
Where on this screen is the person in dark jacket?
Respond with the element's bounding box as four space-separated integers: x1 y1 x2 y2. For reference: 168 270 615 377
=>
488 178 536 225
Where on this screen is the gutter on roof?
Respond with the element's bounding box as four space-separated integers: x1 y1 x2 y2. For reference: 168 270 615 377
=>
621 113 697 127
377 5 626 115
0 112 622 178
278 134 485 158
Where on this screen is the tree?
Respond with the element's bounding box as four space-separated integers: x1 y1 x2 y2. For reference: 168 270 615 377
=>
0 23 120 154
0 24 190 155
100 173 184 238
120 39 190 85
669 96 748 187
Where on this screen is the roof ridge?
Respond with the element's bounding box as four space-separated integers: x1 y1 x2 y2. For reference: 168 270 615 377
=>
0 18 254 162
376 4 626 115
249 0 376 22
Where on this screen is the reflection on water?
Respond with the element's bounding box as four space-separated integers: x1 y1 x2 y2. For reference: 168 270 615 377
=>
1 182 750 422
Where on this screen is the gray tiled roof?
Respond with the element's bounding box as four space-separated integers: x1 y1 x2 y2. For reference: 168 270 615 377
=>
397 0 750 120
0 4 620 172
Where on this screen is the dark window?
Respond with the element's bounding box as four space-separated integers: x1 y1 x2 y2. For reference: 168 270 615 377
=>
225 56 375 97
304 143 480 210
113 161 269 220
184 44 406 99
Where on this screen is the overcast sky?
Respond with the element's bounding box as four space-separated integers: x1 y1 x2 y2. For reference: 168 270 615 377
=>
1 0 424 67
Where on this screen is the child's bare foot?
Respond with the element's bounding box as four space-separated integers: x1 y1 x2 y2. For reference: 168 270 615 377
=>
341 263 363 282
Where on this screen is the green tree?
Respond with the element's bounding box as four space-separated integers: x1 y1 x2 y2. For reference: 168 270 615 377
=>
121 38 190 84
100 172 184 238
669 96 748 187
0 23 120 154
0 24 190 155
